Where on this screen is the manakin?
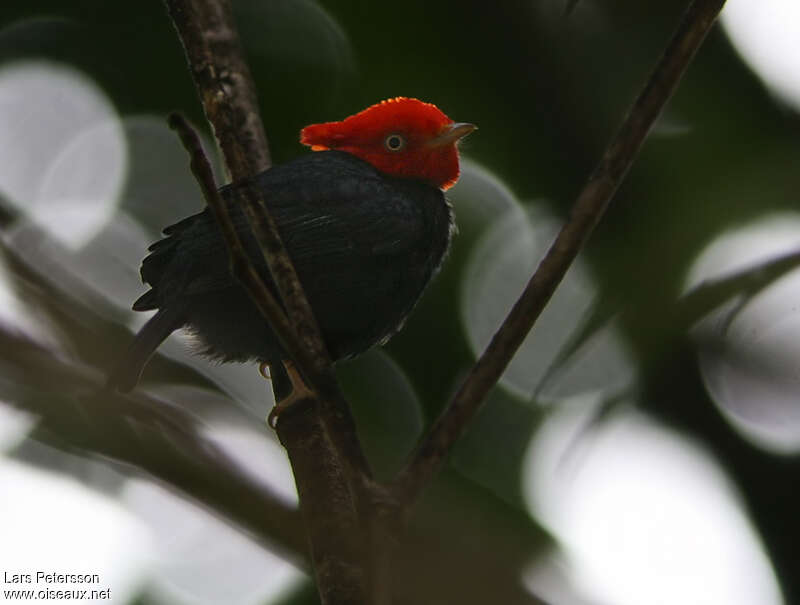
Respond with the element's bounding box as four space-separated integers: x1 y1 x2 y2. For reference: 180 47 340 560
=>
108 98 475 396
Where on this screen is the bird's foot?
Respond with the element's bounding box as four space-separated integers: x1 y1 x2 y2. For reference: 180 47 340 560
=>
265 360 315 429
258 361 272 381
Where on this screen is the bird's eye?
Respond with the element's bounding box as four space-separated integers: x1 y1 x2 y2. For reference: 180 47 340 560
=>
384 133 406 152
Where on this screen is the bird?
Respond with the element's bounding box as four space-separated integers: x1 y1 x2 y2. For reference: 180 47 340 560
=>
107 97 476 399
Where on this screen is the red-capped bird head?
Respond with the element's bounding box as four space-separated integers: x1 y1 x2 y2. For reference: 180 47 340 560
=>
300 97 476 191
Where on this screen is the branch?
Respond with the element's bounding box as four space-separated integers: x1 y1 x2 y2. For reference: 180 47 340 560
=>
396 0 728 503
165 114 370 482
164 0 330 383
163 1 373 601
163 0 369 470
162 0 270 177
0 327 306 565
277 394 369 603
0 235 309 560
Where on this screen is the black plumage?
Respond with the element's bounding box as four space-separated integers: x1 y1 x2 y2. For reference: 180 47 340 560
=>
108 150 453 392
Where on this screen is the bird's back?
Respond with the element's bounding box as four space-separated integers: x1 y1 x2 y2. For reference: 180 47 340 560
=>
134 151 453 363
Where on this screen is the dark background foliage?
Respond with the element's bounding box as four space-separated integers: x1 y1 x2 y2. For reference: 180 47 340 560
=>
1 1 798 603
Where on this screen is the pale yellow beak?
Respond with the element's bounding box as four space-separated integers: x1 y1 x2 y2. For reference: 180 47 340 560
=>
427 122 477 147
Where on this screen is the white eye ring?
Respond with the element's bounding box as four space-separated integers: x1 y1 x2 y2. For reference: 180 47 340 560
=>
384 133 406 152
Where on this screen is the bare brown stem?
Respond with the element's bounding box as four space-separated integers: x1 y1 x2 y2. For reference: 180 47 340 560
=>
163 1 373 601
163 0 371 472
164 0 330 384
165 113 371 481
163 0 270 177
276 393 369 603
396 0 728 504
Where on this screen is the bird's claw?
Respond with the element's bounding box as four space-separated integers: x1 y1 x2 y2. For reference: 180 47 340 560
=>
264 360 315 429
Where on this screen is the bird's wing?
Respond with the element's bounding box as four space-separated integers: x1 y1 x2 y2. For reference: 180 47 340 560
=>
137 152 438 304
273 190 425 259
174 178 427 300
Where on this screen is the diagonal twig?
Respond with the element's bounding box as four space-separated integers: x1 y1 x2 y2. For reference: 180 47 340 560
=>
0 326 307 564
396 0 728 504
161 0 335 393
166 113 302 371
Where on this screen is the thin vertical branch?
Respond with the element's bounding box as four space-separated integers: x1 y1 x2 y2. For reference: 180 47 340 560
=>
162 1 332 379
163 1 373 602
396 0 728 504
163 0 270 177
166 113 298 361
163 0 370 477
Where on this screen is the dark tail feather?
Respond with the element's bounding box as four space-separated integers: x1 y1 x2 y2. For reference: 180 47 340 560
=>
107 306 185 392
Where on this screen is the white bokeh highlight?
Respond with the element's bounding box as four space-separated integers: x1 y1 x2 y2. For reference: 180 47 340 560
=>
0 459 152 604
722 0 800 111
0 252 60 346
460 201 634 401
124 479 302 605
0 403 36 454
686 213 800 454
0 61 126 249
449 159 522 230
202 421 298 506
522 396 784 605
